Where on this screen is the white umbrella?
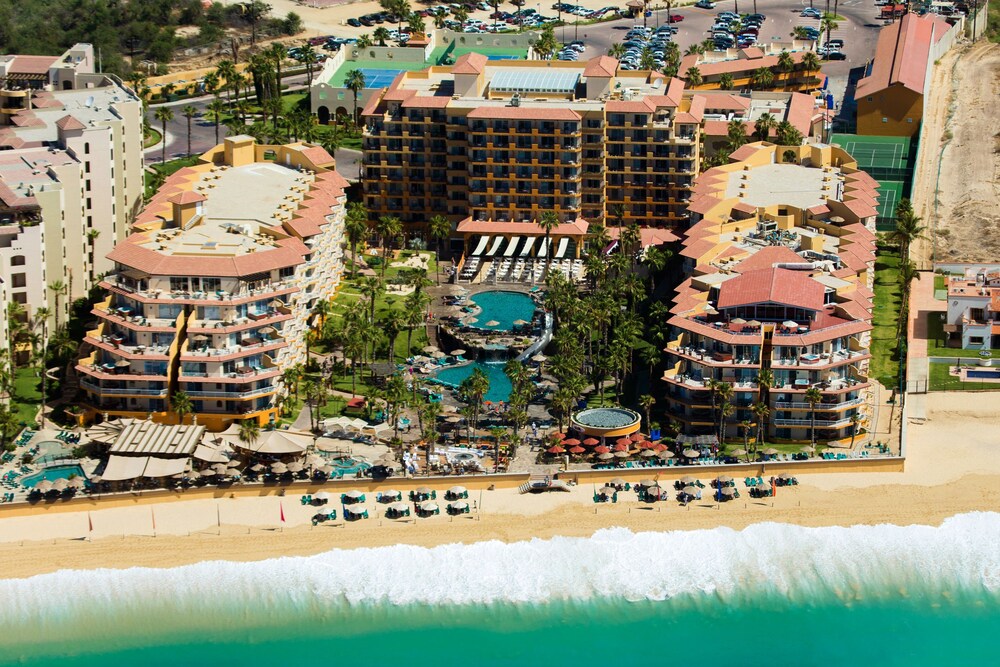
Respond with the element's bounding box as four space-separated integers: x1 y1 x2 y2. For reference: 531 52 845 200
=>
450 349 467 356
422 345 439 354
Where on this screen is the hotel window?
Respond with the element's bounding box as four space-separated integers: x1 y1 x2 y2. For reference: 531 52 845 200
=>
10 255 24 266
11 273 26 288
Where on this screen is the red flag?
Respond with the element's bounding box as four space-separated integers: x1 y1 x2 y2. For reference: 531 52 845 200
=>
88 512 93 533
280 502 286 524
151 507 156 530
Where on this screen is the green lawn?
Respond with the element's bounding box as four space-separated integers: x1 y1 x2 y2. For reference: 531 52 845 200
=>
925 312 1000 358
11 367 41 426
934 275 946 292
929 361 1000 391
871 251 903 388
145 155 203 198
143 127 162 149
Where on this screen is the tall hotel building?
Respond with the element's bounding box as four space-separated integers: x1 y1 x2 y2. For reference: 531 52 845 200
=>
663 142 880 445
361 54 704 233
76 137 348 430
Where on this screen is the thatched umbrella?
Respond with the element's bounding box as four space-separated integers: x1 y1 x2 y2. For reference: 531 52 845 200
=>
485 320 500 327
422 345 439 354
609 478 627 487
51 478 70 492
270 462 288 474
227 458 243 468
731 317 747 325
682 485 698 495
614 450 630 458
450 349 467 356
285 461 305 473
731 448 747 456
762 447 779 455
682 448 700 458
721 487 736 497
656 450 675 460
211 463 230 475
34 480 54 493
67 477 86 489
641 449 657 457
317 465 335 475
250 463 265 472
716 475 733 483
598 486 617 496
598 452 615 461
680 475 698 485
639 479 657 488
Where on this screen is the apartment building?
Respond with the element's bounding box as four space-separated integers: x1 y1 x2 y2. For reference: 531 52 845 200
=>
694 90 826 156
0 44 143 329
662 142 880 446
678 42 822 92
76 137 348 430
362 54 704 235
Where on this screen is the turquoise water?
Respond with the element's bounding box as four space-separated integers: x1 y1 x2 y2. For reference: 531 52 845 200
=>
20 464 85 488
469 291 536 331
3 514 1000 665
435 361 512 402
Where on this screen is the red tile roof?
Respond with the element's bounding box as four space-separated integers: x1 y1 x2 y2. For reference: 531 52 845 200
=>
6 55 58 75
401 95 452 108
456 217 589 236
466 106 580 121
855 14 942 98
298 145 335 167
606 226 680 246
694 93 751 112
583 55 618 77
107 235 310 278
55 115 86 131
717 267 825 310
168 191 206 205
734 245 804 272
452 52 488 75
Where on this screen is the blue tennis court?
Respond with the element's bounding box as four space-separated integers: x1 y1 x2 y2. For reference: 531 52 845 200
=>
358 68 405 88
487 55 520 60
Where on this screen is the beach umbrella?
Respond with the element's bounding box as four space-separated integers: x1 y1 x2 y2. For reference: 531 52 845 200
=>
191 334 209 342
614 451 630 458
450 349 467 356
569 446 586 454
731 448 747 456
800 445 816 453
716 475 733 483
656 450 675 459
609 478 626 487
639 479 657 488
582 438 599 446
305 454 325 466
422 345 439 354
34 480 54 493
531 354 547 362
641 449 657 457
630 433 645 442
269 300 284 308
420 501 439 513
199 467 218 477
51 478 70 491
226 458 243 468
653 443 670 452
345 490 365 499
115 360 131 368
598 452 615 460
318 465 335 475
682 485 698 495
250 463 265 472
594 445 611 454
551 432 566 440
445 416 463 423
388 502 409 513
415 486 433 496
763 447 779 455
683 448 700 458
598 486 616 496
638 440 654 449
747 320 761 327
67 477 85 489
612 442 629 452
680 475 698 485
563 438 581 446
270 462 288 474
211 463 230 475
315 492 331 501
546 445 565 454
258 326 277 336
615 437 631 447
185 470 201 480
485 320 500 327
513 319 530 326
448 486 467 496
465 317 479 324
448 501 469 512
286 461 305 473
647 485 662 498
380 490 401 501
721 487 736 497
731 317 747 325
782 320 798 328
778 473 793 481
432 351 447 358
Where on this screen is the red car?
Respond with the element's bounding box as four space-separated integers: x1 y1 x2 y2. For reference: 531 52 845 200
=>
667 13 684 22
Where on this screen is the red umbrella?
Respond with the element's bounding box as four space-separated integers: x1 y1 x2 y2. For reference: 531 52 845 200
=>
563 438 581 446
569 446 586 454
638 440 654 449
594 445 611 454
615 437 632 447
552 432 566 440
630 432 645 442
582 438 599 446
612 442 629 452
653 443 669 452
546 445 565 454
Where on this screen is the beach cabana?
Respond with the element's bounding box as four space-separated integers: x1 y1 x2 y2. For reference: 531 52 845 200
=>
341 490 366 504
378 489 402 503
386 502 410 518
344 507 369 521
447 501 470 515
445 486 468 500
410 487 435 501
418 501 440 516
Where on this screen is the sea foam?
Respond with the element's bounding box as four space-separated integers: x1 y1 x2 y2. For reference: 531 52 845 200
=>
3 512 1000 648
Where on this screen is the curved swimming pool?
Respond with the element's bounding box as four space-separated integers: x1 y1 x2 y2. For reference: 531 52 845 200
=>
435 362 513 402
468 291 536 331
20 464 86 488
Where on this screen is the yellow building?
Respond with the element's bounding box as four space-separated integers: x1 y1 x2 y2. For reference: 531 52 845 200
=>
855 13 954 137
76 137 349 431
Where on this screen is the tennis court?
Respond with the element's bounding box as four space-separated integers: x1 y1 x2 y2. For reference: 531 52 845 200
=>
832 133 916 231
326 60 433 88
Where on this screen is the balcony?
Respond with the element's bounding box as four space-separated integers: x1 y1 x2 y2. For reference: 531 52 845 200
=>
182 336 286 362
666 344 760 367
80 379 168 397
771 348 871 369
102 277 298 305
773 398 865 410
773 416 856 428
180 386 276 400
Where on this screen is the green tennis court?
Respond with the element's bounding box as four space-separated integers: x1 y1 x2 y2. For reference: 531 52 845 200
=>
832 133 916 231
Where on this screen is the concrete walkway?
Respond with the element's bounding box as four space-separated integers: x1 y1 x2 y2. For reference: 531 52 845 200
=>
905 272 946 419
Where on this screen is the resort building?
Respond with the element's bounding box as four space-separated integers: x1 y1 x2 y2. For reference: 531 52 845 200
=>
361 54 704 239
663 141 880 446
678 42 823 93
75 136 349 430
0 45 143 328
854 13 959 137
694 90 826 157
942 269 1000 351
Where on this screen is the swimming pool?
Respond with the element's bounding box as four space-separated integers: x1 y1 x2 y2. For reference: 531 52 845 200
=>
966 369 1000 379
20 464 86 488
469 291 537 331
435 362 513 402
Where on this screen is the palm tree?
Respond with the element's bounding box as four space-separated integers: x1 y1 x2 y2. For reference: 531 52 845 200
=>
383 310 405 362
775 121 803 146
215 60 238 106
608 43 626 59
297 44 320 87
727 119 748 152
345 69 366 124
777 50 795 74
638 394 655 432
266 42 288 97
754 112 777 141
821 14 839 53
0 405 17 451
750 66 775 90
890 211 926 264
408 12 426 37
685 66 703 87
804 386 823 446
489 426 506 472
154 106 173 164
716 382 734 442
719 72 734 90
238 418 260 447
206 98 226 145
359 276 384 324
739 419 753 454
751 401 769 456
182 105 197 156
171 391 193 425
356 34 373 49
459 367 490 433
639 47 656 71
373 26 391 46
719 402 735 444
849 412 861 448
539 211 559 261
428 214 451 285
375 215 402 278
801 51 821 73
792 26 812 40
47 281 66 329
345 202 369 278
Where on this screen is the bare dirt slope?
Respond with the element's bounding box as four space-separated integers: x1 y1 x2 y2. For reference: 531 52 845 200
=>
919 42 1000 265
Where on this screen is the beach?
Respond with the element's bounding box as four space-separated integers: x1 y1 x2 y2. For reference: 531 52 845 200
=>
1 392 997 579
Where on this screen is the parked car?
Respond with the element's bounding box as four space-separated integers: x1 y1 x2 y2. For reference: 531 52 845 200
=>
347 17 362 27
826 51 847 60
666 13 683 22
825 38 845 48
695 0 716 7
801 7 822 18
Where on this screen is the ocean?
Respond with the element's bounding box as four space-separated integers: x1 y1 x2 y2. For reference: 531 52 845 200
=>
2 512 1000 666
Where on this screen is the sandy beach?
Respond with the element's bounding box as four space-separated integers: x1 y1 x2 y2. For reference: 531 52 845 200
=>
0 392 997 579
